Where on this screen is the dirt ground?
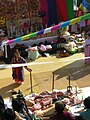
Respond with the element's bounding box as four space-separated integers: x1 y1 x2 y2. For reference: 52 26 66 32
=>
0 52 90 99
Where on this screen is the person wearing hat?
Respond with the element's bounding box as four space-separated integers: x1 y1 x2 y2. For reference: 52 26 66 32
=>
50 100 75 120
84 31 90 64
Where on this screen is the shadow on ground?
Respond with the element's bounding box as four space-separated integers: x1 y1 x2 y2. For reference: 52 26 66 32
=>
0 83 21 98
54 60 90 81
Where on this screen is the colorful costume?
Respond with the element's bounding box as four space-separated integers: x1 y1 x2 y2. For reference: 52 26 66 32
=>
50 111 75 120
11 56 26 83
84 38 90 64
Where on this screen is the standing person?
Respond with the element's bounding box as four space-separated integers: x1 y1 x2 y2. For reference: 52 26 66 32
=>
11 49 32 84
84 32 90 64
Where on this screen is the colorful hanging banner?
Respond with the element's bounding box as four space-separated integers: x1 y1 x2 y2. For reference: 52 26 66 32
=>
15 37 22 42
82 0 90 12
7 39 14 44
70 17 81 25
29 32 38 39
22 34 30 41
51 24 61 31
81 13 90 21
44 27 52 34
60 21 70 28
37 29 44 36
2 13 90 46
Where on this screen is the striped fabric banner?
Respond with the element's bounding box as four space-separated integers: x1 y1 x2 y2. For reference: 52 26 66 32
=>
66 0 74 20
39 0 49 28
56 0 68 22
74 0 78 11
82 0 90 12
79 0 90 13
47 0 58 26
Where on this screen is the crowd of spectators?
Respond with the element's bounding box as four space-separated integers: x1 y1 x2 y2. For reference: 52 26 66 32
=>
0 91 90 120
0 91 41 120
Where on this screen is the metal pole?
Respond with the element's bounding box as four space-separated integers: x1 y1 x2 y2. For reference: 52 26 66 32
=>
30 71 33 93
67 74 72 92
52 72 55 91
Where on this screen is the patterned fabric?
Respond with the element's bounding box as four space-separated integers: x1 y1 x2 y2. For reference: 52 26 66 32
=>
50 111 75 120
11 56 26 82
56 0 68 22
66 0 74 20
39 0 48 28
85 45 90 64
80 109 90 120
47 0 58 26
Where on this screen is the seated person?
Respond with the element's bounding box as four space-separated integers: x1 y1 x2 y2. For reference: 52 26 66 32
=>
4 108 16 120
28 46 40 60
12 97 34 120
0 95 5 120
75 116 86 120
50 100 75 120
38 42 47 51
44 40 50 45
79 96 90 120
4 108 25 120
64 38 78 54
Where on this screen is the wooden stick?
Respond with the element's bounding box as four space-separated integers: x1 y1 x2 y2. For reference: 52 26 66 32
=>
67 74 72 92
75 86 77 96
30 71 33 93
52 72 55 91
69 74 71 86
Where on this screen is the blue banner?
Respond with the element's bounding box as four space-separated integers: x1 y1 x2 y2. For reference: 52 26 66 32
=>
82 0 90 11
